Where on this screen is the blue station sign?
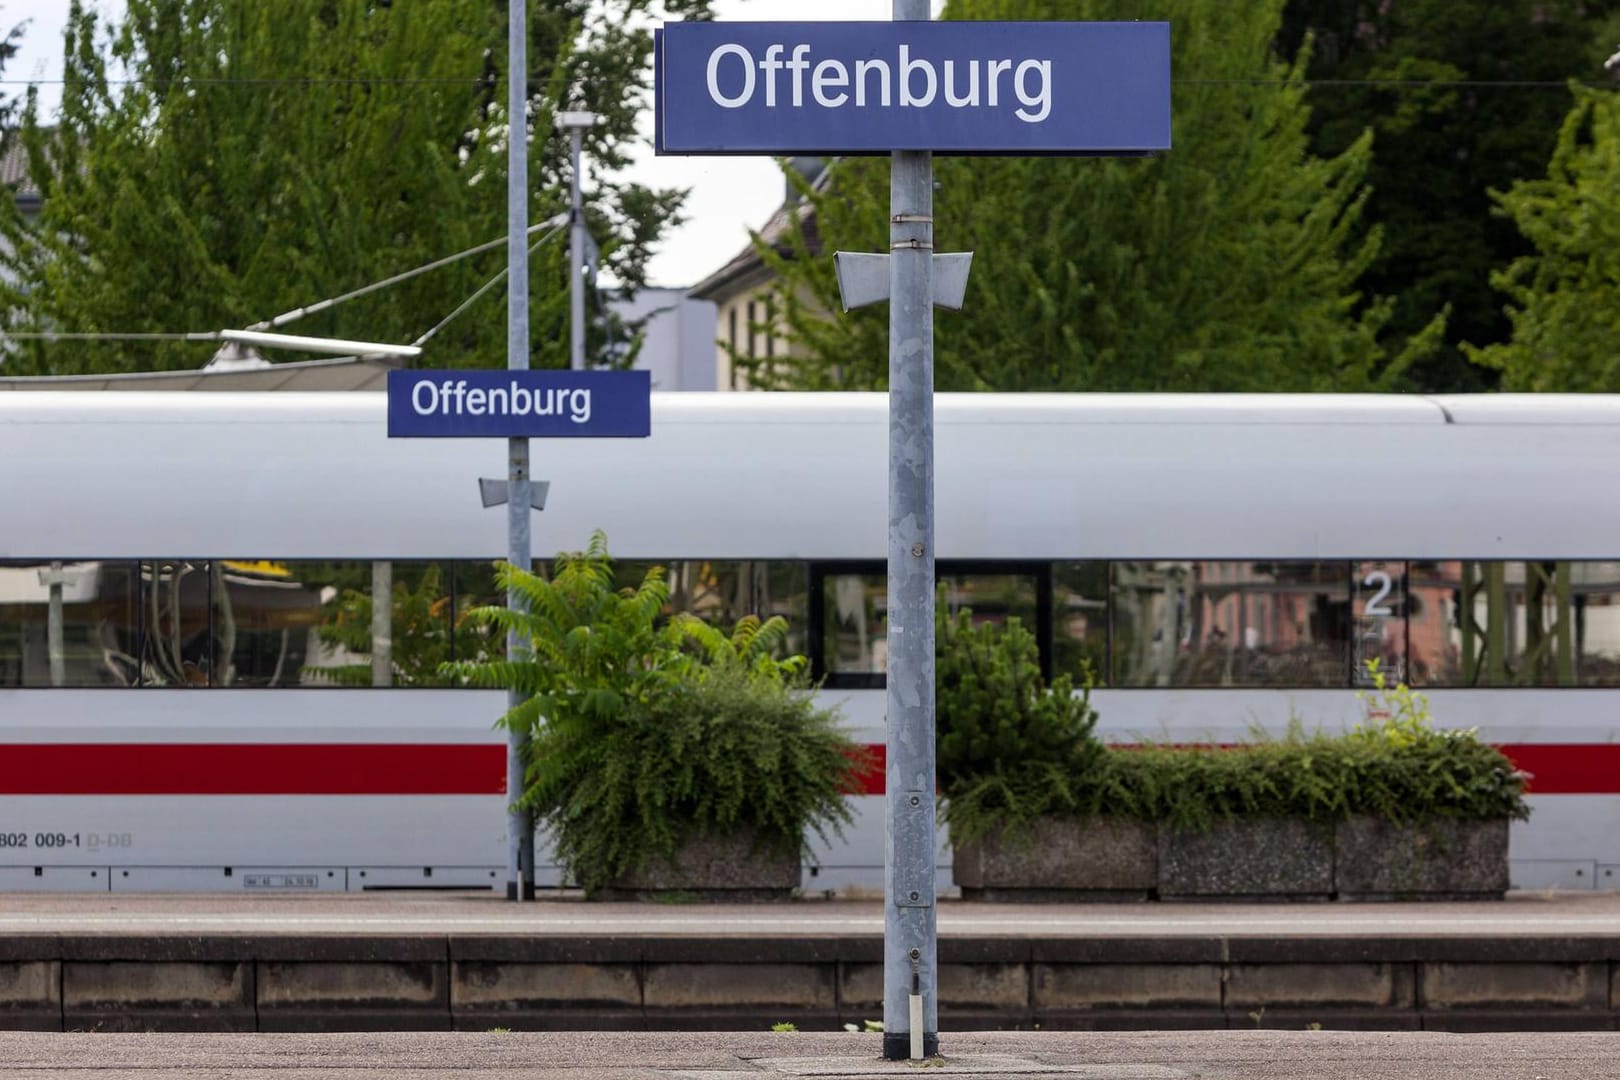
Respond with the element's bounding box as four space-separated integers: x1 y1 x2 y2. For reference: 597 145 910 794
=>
655 21 1170 156
386 369 651 439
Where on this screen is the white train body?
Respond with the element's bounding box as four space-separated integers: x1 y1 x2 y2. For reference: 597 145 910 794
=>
0 391 1617 892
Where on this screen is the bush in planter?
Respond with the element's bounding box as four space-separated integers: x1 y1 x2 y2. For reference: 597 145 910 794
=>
935 605 1103 841
942 635 1530 899
935 607 1141 897
1343 661 1530 824
442 531 860 896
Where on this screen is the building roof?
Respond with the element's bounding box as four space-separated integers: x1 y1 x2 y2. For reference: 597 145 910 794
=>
688 159 826 304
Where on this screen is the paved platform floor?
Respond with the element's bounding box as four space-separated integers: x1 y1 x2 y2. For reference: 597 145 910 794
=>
2 888 1618 938
3 1028 1620 1079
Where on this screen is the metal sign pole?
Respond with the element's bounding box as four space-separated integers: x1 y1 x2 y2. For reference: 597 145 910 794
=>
884 0 938 1060
505 0 535 902
564 117 593 370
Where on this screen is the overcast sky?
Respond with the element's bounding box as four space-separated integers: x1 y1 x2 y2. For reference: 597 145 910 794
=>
3 0 943 289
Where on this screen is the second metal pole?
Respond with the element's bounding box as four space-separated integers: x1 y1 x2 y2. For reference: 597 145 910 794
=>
569 124 586 370
884 0 937 1061
505 0 535 902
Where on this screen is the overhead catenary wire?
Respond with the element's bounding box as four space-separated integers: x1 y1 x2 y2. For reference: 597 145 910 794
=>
410 223 569 349
2 218 572 352
250 213 569 332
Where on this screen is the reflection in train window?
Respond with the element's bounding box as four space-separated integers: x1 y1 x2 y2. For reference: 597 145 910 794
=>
633 560 809 659
217 561 459 688
1353 560 1409 686
1053 562 1108 686
821 571 888 678
938 573 1037 630
1112 561 1351 687
139 561 212 686
1410 560 1620 688
0 561 139 687
451 560 511 670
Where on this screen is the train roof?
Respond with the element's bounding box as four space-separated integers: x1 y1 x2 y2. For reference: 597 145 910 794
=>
4 390 1620 427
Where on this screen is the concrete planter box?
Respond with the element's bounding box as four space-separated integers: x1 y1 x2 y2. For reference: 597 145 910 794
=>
1158 818 1334 901
591 831 799 901
1334 816 1510 900
952 818 1157 901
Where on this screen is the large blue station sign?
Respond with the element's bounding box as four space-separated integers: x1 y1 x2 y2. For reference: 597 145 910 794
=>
655 21 1169 155
386 370 651 438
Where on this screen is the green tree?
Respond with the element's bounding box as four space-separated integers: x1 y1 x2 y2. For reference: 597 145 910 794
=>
0 0 709 375
1279 0 1620 393
1466 85 1620 390
750 0 1435 393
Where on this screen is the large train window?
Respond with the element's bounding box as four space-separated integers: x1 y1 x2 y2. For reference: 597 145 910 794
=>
0 560 139 687
216 560 462 688
1111 561 1351 687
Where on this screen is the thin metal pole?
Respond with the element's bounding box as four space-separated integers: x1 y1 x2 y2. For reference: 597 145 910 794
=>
505 0 534 902
884 0 937 1060
569 124 586 370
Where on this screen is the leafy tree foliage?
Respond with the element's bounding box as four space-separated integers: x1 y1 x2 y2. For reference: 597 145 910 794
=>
1466 86 1620 390
0 0 709 375
1279 0 1620 392
751 0 1435 393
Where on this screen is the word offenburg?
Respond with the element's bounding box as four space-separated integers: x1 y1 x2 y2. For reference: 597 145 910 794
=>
655 21 1170 155
386 370 651 438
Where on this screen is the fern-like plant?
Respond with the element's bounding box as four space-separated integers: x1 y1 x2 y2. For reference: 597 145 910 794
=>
441 531 859 894
935 604 1104 841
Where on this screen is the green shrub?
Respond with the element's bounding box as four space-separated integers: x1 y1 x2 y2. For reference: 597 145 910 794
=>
441 531 860 893
937 634 1529 834
1072 664 1529 829
1339 661 1530 823
935 605 1103 840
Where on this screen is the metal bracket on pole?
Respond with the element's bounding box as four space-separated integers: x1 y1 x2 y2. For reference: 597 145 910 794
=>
834 251 973 312
478 478 550 511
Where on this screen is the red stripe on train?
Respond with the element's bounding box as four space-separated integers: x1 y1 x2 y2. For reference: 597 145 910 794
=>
0 742 1611 797
1496 744 1620 795
0 744 507 796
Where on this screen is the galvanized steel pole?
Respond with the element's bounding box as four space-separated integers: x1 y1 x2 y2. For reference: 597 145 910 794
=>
885 0 938 1060
569 123 587 370
505 0 535 901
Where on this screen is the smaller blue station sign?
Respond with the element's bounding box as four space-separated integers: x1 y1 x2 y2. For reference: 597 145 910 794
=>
655 21 1170 156
386 369 651 439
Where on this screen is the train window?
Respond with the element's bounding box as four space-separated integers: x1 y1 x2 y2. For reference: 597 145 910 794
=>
451 560 511 667
0 561 139 687
1111 561 1351 688
1353 560 1409 686
1572 562 1620 686
813 566 1044 687
623 560 809 659
1410 560 1620 688
1053 562 1108 686
820 570 888 682
218 561 457 688
139 561 212 686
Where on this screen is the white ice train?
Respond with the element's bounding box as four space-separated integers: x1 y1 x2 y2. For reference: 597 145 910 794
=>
1 390 1618 893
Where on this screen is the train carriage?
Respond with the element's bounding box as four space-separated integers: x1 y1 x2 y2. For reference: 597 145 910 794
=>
1 390 1617 892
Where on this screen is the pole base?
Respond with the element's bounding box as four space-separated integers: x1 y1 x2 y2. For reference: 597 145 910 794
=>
504 880 536 901
881 1033 939 1061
